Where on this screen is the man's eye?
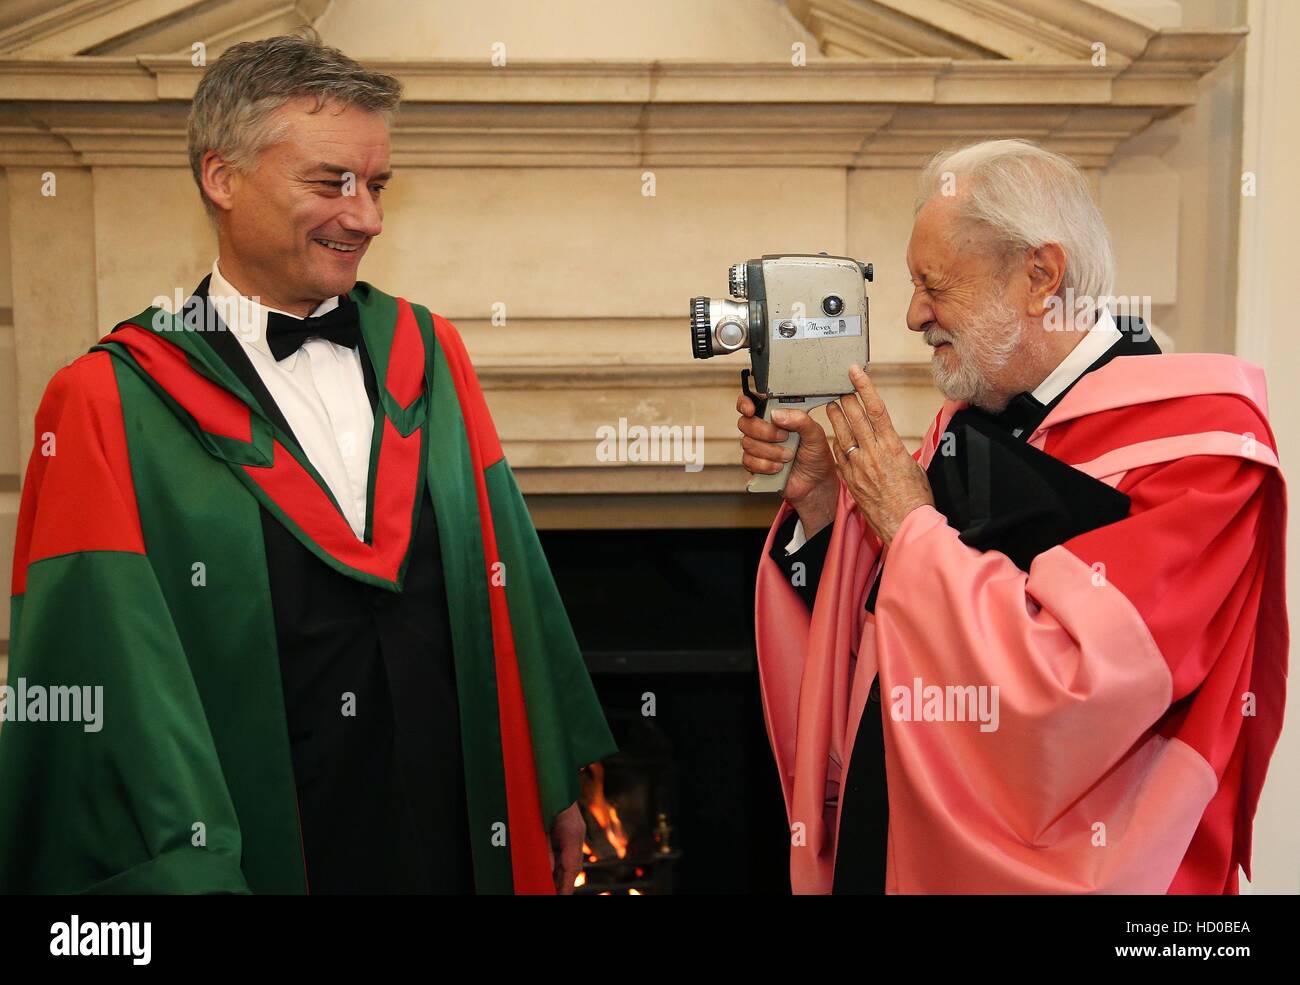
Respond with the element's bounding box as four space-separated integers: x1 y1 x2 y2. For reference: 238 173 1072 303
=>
369 184 386 194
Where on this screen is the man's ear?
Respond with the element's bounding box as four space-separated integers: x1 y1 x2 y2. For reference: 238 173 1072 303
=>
1024 242 1067 316
199 149 238 213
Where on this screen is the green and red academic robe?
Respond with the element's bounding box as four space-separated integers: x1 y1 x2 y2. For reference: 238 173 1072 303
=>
0 282 616 894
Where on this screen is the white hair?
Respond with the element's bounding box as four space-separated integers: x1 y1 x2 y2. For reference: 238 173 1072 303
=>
918 139 1115 311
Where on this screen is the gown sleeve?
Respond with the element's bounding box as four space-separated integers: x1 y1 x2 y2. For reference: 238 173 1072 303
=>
874 437 1274 892
0 354 251 893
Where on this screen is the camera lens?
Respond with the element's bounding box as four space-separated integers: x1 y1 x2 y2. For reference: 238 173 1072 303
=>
690 297 750 358
690 298 714 358
822 295 844 316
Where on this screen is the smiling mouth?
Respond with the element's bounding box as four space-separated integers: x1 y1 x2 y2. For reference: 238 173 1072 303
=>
314 238 362 253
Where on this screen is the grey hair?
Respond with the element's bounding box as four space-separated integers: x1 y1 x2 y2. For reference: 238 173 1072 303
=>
917 139 1115 311
187 29 403 213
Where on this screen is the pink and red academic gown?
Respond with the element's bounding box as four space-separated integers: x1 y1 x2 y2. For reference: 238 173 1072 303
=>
755 353 1287 894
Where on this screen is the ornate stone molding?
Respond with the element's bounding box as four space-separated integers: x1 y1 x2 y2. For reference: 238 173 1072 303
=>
0 16 1245 169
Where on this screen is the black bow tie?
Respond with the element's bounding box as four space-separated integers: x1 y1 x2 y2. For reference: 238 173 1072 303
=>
265 299 359 361
994 391 1046 435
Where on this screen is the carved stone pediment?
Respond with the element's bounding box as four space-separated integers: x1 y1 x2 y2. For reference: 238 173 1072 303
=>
0 0 1244 169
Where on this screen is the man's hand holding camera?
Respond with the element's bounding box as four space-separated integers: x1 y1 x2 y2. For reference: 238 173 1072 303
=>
739 363 933 546
736 393 838 537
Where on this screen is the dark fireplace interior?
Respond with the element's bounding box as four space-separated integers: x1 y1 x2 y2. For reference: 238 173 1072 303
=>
537 524 791 895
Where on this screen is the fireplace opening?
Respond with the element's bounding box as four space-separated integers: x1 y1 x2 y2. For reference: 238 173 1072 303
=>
538 525 791 895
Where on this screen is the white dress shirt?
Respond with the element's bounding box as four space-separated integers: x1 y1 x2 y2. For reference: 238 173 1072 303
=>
783 308 1124 554
208 260 374 540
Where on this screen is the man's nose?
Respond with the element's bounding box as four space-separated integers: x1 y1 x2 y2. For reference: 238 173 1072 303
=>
906 292 932 334
340 190 383 239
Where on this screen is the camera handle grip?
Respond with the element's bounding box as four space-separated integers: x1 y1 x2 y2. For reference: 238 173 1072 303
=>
746 401 800 494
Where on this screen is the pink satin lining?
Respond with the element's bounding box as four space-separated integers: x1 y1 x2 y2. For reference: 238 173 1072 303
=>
755 490 880 892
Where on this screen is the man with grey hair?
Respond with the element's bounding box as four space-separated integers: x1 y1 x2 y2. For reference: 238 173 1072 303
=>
741 139 1286 894
0 32 615 895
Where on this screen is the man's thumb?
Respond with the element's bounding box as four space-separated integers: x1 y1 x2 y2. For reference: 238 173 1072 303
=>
773 409 822 440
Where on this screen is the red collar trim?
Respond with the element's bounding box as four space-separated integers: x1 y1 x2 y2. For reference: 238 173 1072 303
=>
104 308 427 586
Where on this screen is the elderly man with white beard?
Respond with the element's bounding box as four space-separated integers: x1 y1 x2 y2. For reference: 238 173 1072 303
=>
739 139 1287 895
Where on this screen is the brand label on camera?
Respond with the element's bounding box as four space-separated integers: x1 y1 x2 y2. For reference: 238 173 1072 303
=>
770 315 862 341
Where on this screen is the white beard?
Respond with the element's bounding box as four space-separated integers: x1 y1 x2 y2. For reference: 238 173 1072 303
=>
924 294 1024 412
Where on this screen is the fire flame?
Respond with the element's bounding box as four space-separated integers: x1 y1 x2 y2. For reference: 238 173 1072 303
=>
583 762 629 860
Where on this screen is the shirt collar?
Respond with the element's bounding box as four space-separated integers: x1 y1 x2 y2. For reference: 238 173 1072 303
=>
207 259 341 369
1029 307 1122 407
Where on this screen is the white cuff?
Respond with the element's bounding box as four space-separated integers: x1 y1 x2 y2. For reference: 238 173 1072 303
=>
784 518 808 555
